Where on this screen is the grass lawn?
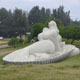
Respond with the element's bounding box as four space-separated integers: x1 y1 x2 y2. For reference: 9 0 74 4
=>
0 54 80 80
0 39 80 80
0 43 31 53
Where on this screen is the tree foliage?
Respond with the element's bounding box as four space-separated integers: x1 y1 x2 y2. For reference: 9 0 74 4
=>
59 26 80 44
0 5 79 42
51 6 71 26
8 38 23 47
72 20 80 26
31 23 45 38
28 5 71 27
0 8 28 37
28 6 51 25
28 6 41 25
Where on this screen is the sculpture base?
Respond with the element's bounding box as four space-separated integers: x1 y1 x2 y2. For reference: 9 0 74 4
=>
3 45 80 65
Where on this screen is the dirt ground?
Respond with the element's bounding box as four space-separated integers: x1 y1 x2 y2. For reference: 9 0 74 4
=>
0 41 8 45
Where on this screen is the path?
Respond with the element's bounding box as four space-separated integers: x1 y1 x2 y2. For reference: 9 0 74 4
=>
0 50 13 56
0 45 10 49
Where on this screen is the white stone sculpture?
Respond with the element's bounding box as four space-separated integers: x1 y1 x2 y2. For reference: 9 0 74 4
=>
3 21 80 64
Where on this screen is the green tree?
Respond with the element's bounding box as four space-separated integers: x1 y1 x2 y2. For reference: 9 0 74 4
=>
46 8 51 18
59 26 80 44
52 6 71 26
28 6 41 26
12 9 27 35
0 8 29 37
0 8 9 37
73 20 80 26
28 6 51 26
31 23 45 38
40 7 46 23
52 9 57 18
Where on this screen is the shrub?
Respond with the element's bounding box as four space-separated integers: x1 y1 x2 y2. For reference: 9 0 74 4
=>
31 23 45 38
59 25 80 44
27 34 32 42
8 38 23 47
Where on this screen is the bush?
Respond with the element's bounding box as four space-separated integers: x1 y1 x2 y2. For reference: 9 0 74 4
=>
31 23 45 38
27 34 32 42
8 38 23 47
59 25 80 44
33 37 38 41
23 36 28 44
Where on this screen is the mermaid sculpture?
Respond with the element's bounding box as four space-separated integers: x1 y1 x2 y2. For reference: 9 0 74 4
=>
3 21 80 64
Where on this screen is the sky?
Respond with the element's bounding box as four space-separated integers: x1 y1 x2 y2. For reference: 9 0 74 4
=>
0 0 80 21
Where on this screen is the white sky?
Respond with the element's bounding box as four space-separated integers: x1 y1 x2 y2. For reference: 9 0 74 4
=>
0 0 80 20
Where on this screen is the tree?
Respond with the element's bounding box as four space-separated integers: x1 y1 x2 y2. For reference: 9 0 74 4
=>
0 8 29 37
73 20 80 26
0 8 10 37
52 6 71 26
28 6 51 26
59 26 80 44
28 6 41 26
40 7 46 23
69 26 80 44
12 9 28 36
52 9 57 18
31 23 45 38
46 8 51 18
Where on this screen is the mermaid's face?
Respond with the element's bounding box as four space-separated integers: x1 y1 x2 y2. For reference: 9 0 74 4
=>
48 21 57 28
48 21 59 33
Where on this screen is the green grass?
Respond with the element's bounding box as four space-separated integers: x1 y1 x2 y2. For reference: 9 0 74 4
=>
0 54 80 80
0 39 80 80
0 39 10 41
0 43 31 53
